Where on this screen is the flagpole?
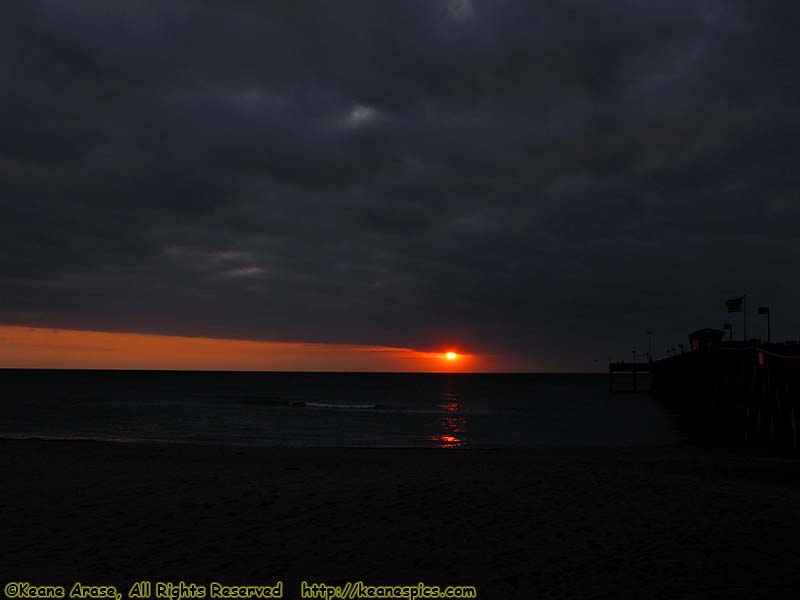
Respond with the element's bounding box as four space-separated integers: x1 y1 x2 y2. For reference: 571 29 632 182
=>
768 309 771 343
743 294 747 341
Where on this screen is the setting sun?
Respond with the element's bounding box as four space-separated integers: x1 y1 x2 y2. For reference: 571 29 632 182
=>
446 352 458 360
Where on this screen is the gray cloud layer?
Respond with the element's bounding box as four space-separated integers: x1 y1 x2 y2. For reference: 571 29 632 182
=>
2 1 799 369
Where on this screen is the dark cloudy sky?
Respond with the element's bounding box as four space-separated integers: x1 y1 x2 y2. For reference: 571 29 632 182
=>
2 0 799 370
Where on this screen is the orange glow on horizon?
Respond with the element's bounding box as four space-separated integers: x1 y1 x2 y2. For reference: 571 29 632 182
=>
446 352 458 360
0 325 492 372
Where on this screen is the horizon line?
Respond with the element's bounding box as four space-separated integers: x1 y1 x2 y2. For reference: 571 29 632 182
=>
0 366 605 375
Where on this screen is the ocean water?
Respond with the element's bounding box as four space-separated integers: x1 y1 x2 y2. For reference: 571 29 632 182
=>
0 370 678 448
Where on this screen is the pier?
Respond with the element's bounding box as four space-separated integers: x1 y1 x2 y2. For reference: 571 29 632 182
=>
647 344 800 451
608 361 653 392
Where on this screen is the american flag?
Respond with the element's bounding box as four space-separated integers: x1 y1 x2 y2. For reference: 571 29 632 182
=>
725 296 744 313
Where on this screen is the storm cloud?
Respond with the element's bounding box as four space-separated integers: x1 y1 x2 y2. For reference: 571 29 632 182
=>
2 0 799 369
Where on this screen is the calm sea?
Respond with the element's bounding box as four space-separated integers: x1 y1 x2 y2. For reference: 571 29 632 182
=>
0 370 678 448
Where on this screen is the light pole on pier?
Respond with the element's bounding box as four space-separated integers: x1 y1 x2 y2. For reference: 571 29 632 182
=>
758 306 771 343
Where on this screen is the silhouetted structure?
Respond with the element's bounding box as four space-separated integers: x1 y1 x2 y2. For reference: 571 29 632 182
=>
610 325 800 452
688 328 725 351
650 341 800 452
608 361 653 392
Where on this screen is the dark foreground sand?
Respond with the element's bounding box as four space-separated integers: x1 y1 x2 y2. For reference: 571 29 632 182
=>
2 441 800 600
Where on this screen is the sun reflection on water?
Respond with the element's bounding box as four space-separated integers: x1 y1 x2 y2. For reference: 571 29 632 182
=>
431 392 468 448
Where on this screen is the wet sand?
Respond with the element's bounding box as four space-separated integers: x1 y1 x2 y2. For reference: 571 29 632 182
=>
2 440 800 599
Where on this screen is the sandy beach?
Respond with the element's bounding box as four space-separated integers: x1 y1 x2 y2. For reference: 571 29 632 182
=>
2 440 800 599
